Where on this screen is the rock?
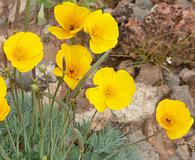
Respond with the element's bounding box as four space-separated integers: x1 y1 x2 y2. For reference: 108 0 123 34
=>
76 108 113 131
170 85 195 117
151 0 177 4
162 70 181 87
169 156 181 160
178 0 193 8
136 64 162 85
188 75 195 104
176 145 190 160
111 83 169 123
128 130 160 160
118 60 136 77
135 0 153 9
111 0 146 56
179 68 195 83
0 1 4 17
192 152 195 159
133 5 151 19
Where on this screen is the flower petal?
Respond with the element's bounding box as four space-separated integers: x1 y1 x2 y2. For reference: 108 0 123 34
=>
69 45 92 64
93 67 116 87
64 75 78 90
166 117 194 140
106 93 132 110
54 2 76 29
55 43 72 69
0 98 10 122
48 26 74 39
89 38 117 54
86 87 107 112
13 51 43 73
53 67 63 77
115 70 136 95
84 10 102 34
0 77 7 99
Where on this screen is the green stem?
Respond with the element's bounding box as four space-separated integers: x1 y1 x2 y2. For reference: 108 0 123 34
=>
5 120 17 153
85 110 97 139
44 72 51 105
71 51 110 98
41 92 69 111
13 69 31 154
19 72 24 108
103 130 162 160
48 79 62 158
24 0 31 31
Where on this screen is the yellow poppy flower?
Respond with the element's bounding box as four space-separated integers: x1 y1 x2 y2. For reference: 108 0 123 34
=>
86 67 136 112
0 76 10 122
0 98 10 122
48 2 90 40
54 43 92 90
156 99 194 140
84 10 119 54
0 77 7 99
3 32 44 72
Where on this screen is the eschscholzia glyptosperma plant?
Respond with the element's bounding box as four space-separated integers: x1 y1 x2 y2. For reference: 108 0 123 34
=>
3 32 44 72
0 77 10 122
0 1 194 159
48 2 90 39
156 99 194 140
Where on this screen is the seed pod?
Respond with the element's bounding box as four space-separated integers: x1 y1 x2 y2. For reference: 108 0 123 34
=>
73 128 84 152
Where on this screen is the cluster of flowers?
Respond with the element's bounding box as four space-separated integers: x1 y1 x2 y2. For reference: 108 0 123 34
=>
1 2 194 140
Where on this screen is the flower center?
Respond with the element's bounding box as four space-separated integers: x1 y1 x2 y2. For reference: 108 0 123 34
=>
68 23 79 31
66 65 79 80
104 86 116 99
162 116 174 127
14 48 25 62
91 27 102 38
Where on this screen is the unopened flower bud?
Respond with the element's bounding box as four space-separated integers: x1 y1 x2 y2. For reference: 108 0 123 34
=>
39 64 47 73
31 84 39 92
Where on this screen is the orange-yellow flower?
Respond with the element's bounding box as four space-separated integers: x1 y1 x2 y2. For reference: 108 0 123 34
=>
48 2 90 40
86 67 136 112
156 99 194 140
0 77 10 122
3 32 44 72
84 10 119 54
54 43 92 90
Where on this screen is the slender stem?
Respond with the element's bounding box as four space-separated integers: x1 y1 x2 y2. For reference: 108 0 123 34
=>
3 51 7 68
19 72 24 107
63 139 75 159
44 72 51 105
85 110 97 139
48 79 62 158
32 68 36 80
24 0 31 31
103 130 162 160
41 92 69 111
5 120 17 153
71 51 110 98
13 69 31 153
13 0 21 29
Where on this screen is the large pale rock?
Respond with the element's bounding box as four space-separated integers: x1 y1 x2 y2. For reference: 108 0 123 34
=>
75 83 169 124
112 83 169 123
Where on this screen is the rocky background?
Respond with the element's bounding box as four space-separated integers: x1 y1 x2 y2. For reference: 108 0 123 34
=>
0 0 195 159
